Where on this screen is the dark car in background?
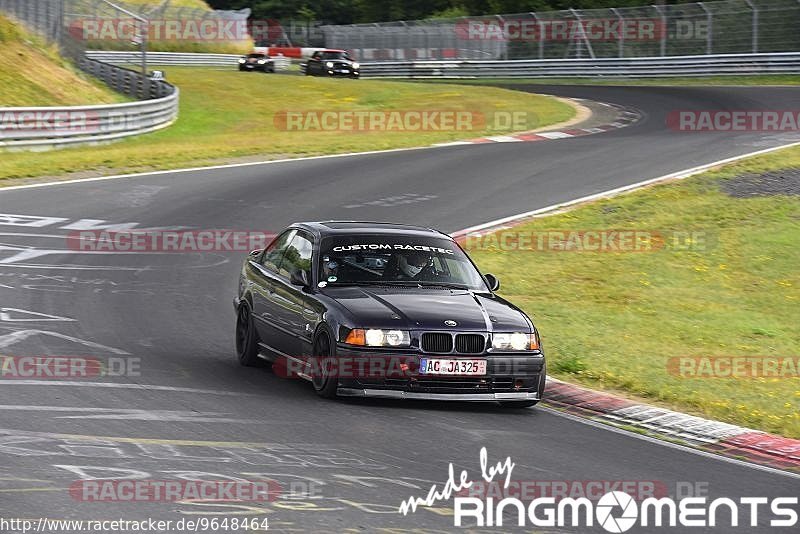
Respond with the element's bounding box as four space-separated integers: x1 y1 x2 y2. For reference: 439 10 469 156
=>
233 222 545 407
303 49 360 78
238 53 275 72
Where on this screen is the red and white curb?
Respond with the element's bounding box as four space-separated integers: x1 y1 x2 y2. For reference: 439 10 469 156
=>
545 378 800 471
434 102 641 147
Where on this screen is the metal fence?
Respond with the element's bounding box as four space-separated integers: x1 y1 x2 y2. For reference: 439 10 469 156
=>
0 0 180 149
0 0 179 95
0 0 251 55
324 0 800 61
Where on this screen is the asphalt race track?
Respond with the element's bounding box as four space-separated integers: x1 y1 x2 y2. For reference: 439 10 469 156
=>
0 85 798 532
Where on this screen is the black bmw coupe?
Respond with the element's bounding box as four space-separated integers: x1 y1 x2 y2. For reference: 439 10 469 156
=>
234 222 545 407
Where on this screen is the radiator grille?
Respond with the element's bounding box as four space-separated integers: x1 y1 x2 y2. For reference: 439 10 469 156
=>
455 334 485 354
421 332 453 353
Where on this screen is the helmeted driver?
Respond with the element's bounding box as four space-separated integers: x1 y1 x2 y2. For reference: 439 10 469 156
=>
397 250 432 280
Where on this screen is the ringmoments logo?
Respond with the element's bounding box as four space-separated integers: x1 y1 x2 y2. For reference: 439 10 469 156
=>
397 448 800 530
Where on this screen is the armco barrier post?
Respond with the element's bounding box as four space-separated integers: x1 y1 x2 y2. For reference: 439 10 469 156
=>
653 4 667 57
610 8 624 58
698 2 713 55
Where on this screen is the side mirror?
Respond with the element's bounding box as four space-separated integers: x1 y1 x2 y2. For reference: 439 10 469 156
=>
484 273 500 292
249 249 263 257
290 269 310 288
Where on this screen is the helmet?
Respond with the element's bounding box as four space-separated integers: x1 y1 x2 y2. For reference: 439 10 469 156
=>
399 251 430 278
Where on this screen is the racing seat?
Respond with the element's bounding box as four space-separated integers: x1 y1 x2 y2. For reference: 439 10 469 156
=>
381 254 402 280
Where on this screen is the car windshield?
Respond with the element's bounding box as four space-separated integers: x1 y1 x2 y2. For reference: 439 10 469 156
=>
321 51 351 60
318 234 487 290
247 53 267 59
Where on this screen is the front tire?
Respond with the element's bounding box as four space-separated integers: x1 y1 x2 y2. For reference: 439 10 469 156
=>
310 333 338 398
235 304 260 367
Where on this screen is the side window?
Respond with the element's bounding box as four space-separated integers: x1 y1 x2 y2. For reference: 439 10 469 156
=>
311 52 321 60
278 233 314 279
261 230 296 273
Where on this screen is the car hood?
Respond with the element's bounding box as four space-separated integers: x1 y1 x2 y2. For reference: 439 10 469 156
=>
324 287 531 332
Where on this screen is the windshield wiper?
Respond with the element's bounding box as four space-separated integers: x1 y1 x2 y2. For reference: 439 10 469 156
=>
328 281 469 290
412 282 470 290
328 281 406 287
356 280 470 290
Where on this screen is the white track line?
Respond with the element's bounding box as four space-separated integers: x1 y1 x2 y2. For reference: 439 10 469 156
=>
0 146 436 192
452 140 800 236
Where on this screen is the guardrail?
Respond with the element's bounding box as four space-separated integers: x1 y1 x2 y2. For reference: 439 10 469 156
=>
86 51 293 71
78 57 176 99
0 71 179 150
360 52 800 78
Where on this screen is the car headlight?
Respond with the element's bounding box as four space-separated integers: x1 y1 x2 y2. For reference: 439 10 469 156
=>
238 58 246 64
326 61 334 68
257 59 267 64
352 62 360 69
344 328 411 347
492 332 538 351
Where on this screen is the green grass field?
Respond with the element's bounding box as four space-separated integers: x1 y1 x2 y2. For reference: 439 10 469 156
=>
470 145 800 437
0 15 123 106
0 68 575 182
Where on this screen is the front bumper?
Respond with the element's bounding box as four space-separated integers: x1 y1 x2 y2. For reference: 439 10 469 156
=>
327 69 359 78
240 63 270 71
333 344 545 400
337 388 539 401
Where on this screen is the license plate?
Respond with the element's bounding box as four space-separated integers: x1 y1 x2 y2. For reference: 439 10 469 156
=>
419 358 487 376
338 69 350 73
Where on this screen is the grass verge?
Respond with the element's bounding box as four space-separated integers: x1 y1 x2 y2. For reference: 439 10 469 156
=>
469 145 800 437
0 67 575 182
0 15 124 106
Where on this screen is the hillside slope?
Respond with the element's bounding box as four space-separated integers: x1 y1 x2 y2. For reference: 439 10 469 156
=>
0 15 123 107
